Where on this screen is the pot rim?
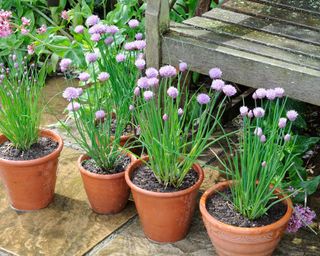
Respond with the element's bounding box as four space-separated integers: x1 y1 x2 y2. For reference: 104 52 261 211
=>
125 156 204 198
199 180 293 234
0 129 63 167
78 152 136 179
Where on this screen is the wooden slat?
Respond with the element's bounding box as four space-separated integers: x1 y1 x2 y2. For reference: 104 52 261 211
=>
222 0 320 31
183 17 320 59
170 22 320 70
161 33 320 106
203 8 320 46
252 0 320 15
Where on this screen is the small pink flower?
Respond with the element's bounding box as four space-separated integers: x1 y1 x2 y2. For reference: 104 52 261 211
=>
278 118 287 128
27 44 35 55
223 84 237 97
60 58 72 72
36 24 47 34
252 92 258 100
74 25 84 34
162 114 168 121
135 58 145 70
261 161 266 167
266 89 276 100
255 88 267 99
147 78 159 87
211 79 225 91
135 33 143 40
179 62 188 72
240 106 249 116
98 72 110 82
116 53 126 62
86 53 98 63
0 10 12 38
21 17 30 26
129 105 134 111
284 134 291 142
86 15 100 27
159 65 177 78
254 127 263 137
91 33 101 42
146 67 159 78
274 87 285 98
167 86 179 99
253 107 265 118
63 87 81 101
79 72 90 82
61 10 69 20
143 90 154 101
108 25 119 35
21 27 29 35
134 87 140 96
209 68 222 79
178 108 183 116
197 93 210 105
137 77 149 89
95 110 105 120
128 19 139 28
67 102 80 112
104 37 113 45
260 135 266 143
287 110 298 122
134 40 146 50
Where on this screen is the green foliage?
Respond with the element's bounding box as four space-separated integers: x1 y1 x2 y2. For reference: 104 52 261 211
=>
0 55 47 150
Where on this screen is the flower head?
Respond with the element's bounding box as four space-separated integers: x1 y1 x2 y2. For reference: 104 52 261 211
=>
61 10 69 20
209 68 222 79
287 205 316 233
147 78 159 88
274 87 285 98
167 86 179 99
128 19 139 28
21 27 29 35
239 106 249 116
36 24 47 34
95 110 105 120
135 58 145 70
0 10 12 38
60 58 72 72
137 77 149 89
197 93 210 105
254 127 263 137
67 102 80 112
21 17 30 26
162 114 168 121
146 67 159 78
266 89 276 100
104 37 113 45
260 135 266 143
108 25 119 35
74 25 84 34
278 118 287 128
261 161 267 167
179 62 188 72
86 53 98 63
27 44 35 55
255 88 267 99
143 90 154 101
134 40 146 50
116 53 126 63
253 107 265 118
211 79 225 91
178 108 183 116
135 33 143 40
86 15 100 27
78 72 90 82
90 33 101 42
88 23 107 35
129 105 134 111
287 110 298 122
284 134 291 142
98 72 110 82
223 84 237 97
159 65 177 78
63 87 81 101
134 87 140 96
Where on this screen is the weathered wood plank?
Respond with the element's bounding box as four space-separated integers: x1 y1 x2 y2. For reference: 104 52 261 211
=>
145 0 170 69
203 8 320 46
170 22 320 70
161 33 320 106
222 0 320 31
183 17 320 58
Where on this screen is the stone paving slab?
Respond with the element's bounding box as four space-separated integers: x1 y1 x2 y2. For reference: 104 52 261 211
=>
0 147 136 256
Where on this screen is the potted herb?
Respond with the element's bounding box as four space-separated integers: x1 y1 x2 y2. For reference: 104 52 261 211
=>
0 55 63 211
60 53 135 214
126 65 237 242
200 88 299 255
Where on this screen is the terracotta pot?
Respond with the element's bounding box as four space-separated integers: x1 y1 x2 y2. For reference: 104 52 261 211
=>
78 152 135 214
200 181 293 256
0 129 64 211
125 156 204 242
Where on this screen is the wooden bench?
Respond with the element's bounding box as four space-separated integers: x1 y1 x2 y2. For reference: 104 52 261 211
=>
146 0 320 106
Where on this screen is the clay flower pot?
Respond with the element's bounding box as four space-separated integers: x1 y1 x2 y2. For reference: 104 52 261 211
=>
78 152 136 214
125 156 204 243
0 129 64 211
200 181 293 256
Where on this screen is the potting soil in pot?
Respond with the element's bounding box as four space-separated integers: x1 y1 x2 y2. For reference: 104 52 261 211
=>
0 137 58 161
206 189 287 228
131 164 198 192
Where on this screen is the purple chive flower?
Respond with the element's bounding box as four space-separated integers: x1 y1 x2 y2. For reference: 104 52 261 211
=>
278 118 287 128
77 88 83 96
74 25 84 34
287 110 298 122
135 33 143 40
260 135 266 143
143 90 154 101
167 86 179 99
95 110 105 120
128 19 139 28
159 65 177 78
79 72 90 82
14 63 18 69
134 40 146 50
223 84 237 97
134 87 140 96
86 53 98 63
116 53 126 63
284 134 291 142
266 89 276 100
124 42 136 51
209 68 222 79
104 36 113 45
255 88 267 99
163 114 168 121
59 58 72 72
91 33 101 42
254 127 263 137
211 79 225 91
108 25 119 35
129 105 134 111
135 58 145 70
137 53 144 60
137 77 149 89
88 24 107 34
240 106 249 116
67 102 80 112
146 67 159 78
287 205 316 233
197 93 210 105
253 107 265 118
12 54 17 61
252 92 258 100
63 87 81 101
261 161 267 167
179 62 188 72
147 78 159 87
98 72 110 82
178 108 183 116
274 87 285 98
86 15 100 27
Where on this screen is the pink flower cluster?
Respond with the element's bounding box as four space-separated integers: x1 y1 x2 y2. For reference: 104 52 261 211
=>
60 58 72 72
63 87 83 101
287 205 316 233
124 40 146 51
0 10 12 38
210 68 237 97
252 87 285 100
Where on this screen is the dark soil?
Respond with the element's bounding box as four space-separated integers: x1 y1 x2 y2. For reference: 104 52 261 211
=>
206 189 287 228
82 154 131 175
131 164 199 192
0 137 58 161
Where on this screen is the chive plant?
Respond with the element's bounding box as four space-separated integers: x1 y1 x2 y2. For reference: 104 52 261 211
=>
220 88 299 220
0 54 46 151
132 64 237 188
